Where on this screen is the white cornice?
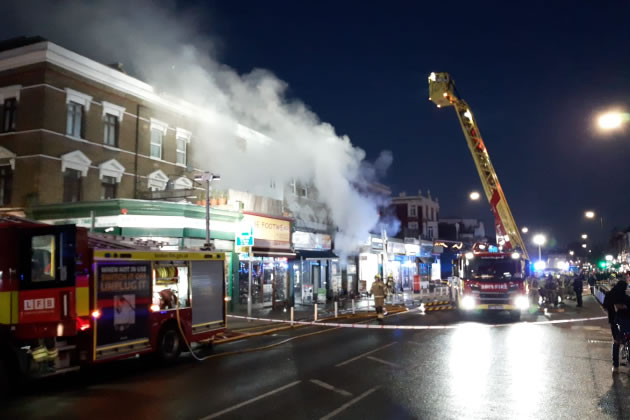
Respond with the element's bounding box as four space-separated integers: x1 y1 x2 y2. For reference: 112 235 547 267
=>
102 101 126 122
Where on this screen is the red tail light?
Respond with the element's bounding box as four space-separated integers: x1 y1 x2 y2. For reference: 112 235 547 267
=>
76 317 91 331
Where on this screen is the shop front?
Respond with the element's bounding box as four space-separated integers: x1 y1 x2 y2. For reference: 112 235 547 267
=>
236 213 293 309
358 235 384 295
290 231 337 305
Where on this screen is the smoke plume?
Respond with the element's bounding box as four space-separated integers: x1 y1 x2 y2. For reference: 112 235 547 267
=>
2 0 394 254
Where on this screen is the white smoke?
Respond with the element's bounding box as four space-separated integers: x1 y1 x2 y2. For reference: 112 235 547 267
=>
3 0 395 254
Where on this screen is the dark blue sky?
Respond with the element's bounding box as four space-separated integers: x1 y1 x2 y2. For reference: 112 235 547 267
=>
196 0 630 250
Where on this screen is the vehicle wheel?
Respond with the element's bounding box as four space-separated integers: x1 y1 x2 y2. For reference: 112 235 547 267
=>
157 325 182 363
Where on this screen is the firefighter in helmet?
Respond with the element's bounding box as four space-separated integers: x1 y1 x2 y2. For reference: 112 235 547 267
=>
371 274 387 323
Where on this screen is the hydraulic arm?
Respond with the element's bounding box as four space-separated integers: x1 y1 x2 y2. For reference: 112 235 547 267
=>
428 72 529 259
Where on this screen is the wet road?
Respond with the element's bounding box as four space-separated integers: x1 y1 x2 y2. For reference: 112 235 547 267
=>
6 295 629 420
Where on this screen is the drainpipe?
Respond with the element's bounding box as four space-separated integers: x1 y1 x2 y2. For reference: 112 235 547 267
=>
133 104 141 198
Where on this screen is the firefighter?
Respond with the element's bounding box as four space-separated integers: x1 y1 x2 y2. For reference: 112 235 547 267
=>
370 274 387 323
386 274 395 303
572 275 583 307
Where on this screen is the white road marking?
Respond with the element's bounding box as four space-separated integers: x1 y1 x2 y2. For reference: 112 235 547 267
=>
199 380 301 420
366 356 400 368
335 342 397 367
319 386 380 420
309 379 353 397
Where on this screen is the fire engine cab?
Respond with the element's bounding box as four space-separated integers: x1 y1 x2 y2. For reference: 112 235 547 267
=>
0 217 226 394
451 243 530 319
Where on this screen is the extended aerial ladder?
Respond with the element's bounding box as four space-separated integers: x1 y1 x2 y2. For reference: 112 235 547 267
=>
428 72 529 260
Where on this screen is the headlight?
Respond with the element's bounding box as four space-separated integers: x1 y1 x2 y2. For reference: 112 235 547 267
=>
514 295 529 310
461 295 476 310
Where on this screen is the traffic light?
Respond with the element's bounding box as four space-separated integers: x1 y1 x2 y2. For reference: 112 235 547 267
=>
598 261 607 269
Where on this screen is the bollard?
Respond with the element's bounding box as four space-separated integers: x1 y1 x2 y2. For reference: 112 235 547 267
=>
290 307 294 326
352 298 355 314
334 301 338 318
314 303 318 321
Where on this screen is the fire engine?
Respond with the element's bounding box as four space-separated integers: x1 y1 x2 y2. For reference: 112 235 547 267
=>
428 72 531 317
0 217 226 394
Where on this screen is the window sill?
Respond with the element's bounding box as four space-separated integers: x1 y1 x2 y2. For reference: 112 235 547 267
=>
175 163 187 168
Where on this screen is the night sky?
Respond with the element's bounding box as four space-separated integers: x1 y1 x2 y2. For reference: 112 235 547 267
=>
194 0 630 251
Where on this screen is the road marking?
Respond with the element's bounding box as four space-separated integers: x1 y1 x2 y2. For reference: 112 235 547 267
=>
319 387 380 420
366 356 400 368
309 379 353 397
335 342 397 367
199 380 301 419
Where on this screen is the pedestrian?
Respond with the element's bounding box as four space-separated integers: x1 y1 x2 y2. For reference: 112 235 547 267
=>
370 274 387 323
572 276 583 307
603 280 630 373
588 273 596 296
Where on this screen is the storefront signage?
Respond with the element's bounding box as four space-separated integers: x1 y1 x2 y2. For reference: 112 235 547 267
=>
243 214 290 248
371 237 384 251
236 225 255 247
292 231 332 250
405 243 420 256
387 242 407 255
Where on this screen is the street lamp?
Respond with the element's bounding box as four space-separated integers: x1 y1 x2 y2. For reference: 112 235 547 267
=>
582 244 587 248
532 234 546 261
585 211 595 219
605 254 614 262
581 234 588 240
194 171 221 250
469 191 481 201
596 110 629 132
569 250 574 256
521 227 529 234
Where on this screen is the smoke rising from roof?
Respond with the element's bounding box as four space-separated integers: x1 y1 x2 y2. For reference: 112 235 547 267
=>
3 0 394 254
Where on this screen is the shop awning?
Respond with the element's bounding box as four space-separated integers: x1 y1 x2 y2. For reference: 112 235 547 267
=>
252 248 296 258
419 257 435 264
295 249 338 260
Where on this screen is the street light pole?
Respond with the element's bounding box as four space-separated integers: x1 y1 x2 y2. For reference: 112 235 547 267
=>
195 171 221 251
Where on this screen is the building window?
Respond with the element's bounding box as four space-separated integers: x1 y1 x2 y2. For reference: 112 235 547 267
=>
63 168 82 203
103 113 119 146
270 178 276 189
2 98 17 132
409 205 417 217
176 137 187 165
300 185 308 198
0 165 12 206
150 128 163 159
427 226 434 238
431 207 435 221
101 175 117 199
66 101 83 138
408 222 419 230
290 178 297 195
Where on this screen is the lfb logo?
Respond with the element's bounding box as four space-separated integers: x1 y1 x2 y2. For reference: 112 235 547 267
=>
24 298 55 311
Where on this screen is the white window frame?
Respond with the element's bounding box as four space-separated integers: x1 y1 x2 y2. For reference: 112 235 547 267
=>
98 158 125 183
65 88 92 111
0 85 21 103
301 185 308 198
147 169 169 191
66 101 83 138
173 176 193 190
408 222 419 230
103 113 118 146
150 118 167 160
60 150 91 177
175 128 191 167
290 178 297 195
409 205 417 217
101 101 125 122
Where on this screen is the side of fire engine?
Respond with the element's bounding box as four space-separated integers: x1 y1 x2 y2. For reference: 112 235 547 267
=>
0 220 226 394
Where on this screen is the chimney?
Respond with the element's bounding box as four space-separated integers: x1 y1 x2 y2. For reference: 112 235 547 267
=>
108 62 126 73
399 191 406 197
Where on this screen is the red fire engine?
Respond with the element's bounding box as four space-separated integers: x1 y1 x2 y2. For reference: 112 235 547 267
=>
0 217 226 394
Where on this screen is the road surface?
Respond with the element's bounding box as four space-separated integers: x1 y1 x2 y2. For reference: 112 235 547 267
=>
6 295 628 419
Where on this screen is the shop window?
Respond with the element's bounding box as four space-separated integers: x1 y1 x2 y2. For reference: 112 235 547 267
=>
150 128 163 159
300 185 308 198
63 168 82 203
101 175 117 200
103 113 119 146
66 101 84 138
152 262 190 310
176 136 187 165
0 165 12 206
31 235 55 283
2 98 17 132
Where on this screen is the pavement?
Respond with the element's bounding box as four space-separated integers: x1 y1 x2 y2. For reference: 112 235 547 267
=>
6 295 630 420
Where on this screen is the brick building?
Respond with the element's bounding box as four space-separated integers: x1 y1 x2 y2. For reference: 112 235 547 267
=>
391 189 440 240
0 36 203 211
